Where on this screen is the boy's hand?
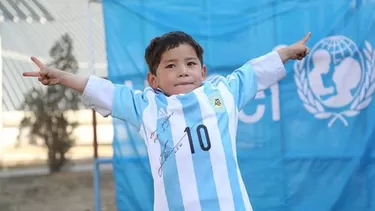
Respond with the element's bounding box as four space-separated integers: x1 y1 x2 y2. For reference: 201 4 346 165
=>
23 57 63 85
23 56 89 93
277 32 311 63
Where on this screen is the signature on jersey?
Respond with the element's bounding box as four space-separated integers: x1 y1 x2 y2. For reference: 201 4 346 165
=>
150 112 174 143
158 133 187 177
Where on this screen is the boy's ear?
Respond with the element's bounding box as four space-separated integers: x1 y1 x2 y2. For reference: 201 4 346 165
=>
201 65 207 79
147 72 159 89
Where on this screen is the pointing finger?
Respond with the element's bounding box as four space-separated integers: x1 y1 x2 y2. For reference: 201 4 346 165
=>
299 32 312 44
23 72 40 77
30 56 45 70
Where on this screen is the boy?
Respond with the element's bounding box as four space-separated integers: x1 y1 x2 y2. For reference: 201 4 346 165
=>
24 31 311 211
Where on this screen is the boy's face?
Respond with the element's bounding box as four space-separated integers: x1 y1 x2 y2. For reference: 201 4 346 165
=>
147 44 206 96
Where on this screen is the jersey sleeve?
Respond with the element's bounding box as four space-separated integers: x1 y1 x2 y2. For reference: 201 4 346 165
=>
226 51 286 110
82 76 115 117
249 51 286 91
82 75 146 129
111 85 146 129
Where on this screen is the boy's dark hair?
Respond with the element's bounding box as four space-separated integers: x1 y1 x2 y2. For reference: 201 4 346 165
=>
145 31 204 75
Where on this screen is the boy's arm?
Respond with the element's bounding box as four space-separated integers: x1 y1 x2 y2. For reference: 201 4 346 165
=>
23 57 89 92
226 32 311 110
23 57 113 116
24 57 144 127
252 32 311 91
249 51 285 91
82 76 115 117
83 77 145 128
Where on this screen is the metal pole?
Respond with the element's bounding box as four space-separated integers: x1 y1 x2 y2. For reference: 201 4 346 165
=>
93 111 98 158
0 36 3 143
87 2 101 211
87 0 98 159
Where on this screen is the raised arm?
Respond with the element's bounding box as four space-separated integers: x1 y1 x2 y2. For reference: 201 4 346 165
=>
251 32 311 91
83 76 146 129
23 56 114 117
277 32 311 64
225 32 311 110
23 57 145 128
248 51 285 91
23 57 89 93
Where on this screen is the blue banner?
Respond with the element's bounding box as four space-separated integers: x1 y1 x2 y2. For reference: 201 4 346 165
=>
102 0 375 210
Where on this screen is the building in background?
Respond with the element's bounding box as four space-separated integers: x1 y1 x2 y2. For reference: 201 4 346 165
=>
2 0 107 111
1 0 112 149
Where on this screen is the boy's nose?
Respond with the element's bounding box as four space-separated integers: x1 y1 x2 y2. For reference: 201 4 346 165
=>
178 68 189 77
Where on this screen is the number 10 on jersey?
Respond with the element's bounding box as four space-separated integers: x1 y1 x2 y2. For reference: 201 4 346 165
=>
184 125 211 154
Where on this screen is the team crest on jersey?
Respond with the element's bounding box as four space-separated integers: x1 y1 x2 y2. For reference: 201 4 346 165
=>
210 94 225 112
294 35 375 127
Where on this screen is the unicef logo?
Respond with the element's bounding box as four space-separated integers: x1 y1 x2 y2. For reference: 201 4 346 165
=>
294 36 375 127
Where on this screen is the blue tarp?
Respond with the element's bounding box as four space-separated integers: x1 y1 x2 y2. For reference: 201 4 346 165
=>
102 0 375 210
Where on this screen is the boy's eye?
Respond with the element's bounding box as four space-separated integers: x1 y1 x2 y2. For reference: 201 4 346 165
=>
166 64 175 68
187 62 197 66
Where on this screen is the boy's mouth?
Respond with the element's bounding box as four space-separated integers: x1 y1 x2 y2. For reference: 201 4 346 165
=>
174 82 194 86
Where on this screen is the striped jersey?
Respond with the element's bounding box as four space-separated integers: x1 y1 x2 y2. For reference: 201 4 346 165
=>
83 51 285 211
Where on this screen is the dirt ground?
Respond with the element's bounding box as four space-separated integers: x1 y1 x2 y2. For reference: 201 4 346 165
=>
0 145 113 169
0 171 116 211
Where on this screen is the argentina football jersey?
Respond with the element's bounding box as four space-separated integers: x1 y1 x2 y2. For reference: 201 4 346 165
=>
83 51 285 211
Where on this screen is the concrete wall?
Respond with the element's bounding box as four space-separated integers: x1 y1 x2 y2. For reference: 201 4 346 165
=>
1 109 114 148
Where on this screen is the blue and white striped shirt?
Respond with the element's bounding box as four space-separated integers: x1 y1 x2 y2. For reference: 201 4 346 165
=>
83 51 285 211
